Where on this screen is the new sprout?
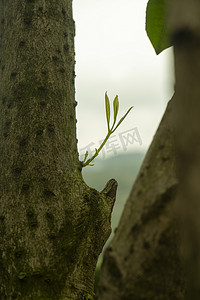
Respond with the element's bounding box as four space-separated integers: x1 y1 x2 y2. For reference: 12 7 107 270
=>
81 92 133 167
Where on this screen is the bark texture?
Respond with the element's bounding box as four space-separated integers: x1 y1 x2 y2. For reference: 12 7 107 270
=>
0 1 117 299
97 99 185 300
170 1 200 299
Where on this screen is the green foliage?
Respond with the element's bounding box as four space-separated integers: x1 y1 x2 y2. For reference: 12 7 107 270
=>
146 0 172 54
105 92 111 131
81 92 133 167
113 95 119 128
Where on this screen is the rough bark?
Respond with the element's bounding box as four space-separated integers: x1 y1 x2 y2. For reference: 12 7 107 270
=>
97 99 185 300
170 1 200 299
0 1 117 299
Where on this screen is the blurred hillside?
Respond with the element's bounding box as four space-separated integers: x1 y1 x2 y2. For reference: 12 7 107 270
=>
82 151 145 233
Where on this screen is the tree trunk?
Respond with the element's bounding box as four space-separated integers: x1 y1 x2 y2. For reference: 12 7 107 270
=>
97 98 186 300
0 1 117 299
170 1 200 299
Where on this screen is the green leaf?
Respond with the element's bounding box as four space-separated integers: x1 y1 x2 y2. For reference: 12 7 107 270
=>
146 0 172 55
113 106 133 132
113 95 119 126
105 92 110 131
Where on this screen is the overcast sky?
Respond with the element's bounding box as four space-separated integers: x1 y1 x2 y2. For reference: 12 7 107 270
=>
73 0 174 160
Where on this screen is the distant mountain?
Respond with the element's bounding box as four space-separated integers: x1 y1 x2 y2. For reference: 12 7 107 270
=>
82 150 146 230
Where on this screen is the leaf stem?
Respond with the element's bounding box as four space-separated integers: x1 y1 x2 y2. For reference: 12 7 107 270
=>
82 132 111 167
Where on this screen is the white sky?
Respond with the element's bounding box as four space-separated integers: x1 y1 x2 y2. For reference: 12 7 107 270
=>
73 0 174 159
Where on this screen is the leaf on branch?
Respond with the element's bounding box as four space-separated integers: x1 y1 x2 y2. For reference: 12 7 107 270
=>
105 92 111 131
146 0 172 54
113 95 119 126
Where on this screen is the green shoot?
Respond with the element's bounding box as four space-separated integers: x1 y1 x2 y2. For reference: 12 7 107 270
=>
105 92 111 131
81 92 133 167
